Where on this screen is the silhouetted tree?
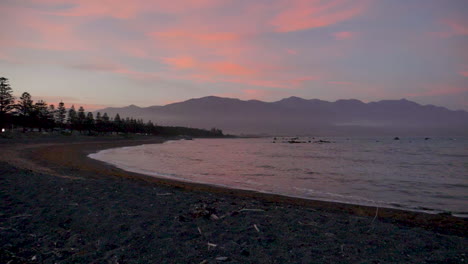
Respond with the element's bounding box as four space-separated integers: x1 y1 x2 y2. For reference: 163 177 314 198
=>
16 92 33 115
56 101 66 129
0 77 15 129
34 100 49 131
16 92 34 131
85 112 94 133
95 112 103 133
102 112 110 122
114 113 123 133
77 106 86 133
44 103 56 131
67 105 77 132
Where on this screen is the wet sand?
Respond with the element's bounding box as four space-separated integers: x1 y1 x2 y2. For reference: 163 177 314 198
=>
0 137 466 263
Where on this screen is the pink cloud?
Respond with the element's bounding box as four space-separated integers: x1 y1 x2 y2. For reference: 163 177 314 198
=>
118 45 149 59
149 30 242 51
207 62 257 76
286 49 297 55
164 56 197 69
442 19 468 36
460 71 468 77
186 32 240 44
0 4 89 52
49 0 224 19
271 0 368 32
333 31 357 40
72 60 158 81
431 17 468 38
54 0 140 19
162 57 258 77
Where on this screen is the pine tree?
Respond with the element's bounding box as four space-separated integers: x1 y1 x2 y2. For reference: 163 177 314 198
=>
56 101 66 129
67 105 77 132
102 112 110 122
101 112 110 133
77 106 86 133
0 77 15 130
0 77 15 116
47 104 56 130
114 113 121 122
16 92 34 131
16 92 33 117
34 100 49 131
85 112 94 133
95 112 102 133
95 112 101 121
114 113 122 133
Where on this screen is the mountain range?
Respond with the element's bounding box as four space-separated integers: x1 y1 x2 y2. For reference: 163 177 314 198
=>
96 96 468 136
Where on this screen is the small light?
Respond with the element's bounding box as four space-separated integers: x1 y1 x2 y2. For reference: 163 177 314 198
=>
1 128 5 133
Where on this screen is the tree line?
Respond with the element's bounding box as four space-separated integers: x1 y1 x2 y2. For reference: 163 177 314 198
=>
0 77 225 137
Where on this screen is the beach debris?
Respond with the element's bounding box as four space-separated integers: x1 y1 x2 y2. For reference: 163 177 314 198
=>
215 256 229 261
156 192 172 196
199 260 208 264
207 242 217 250
9 214 32 219
210 214 220 220
367 207 380 232
371 207 379 225
394 137 400 140
189 203 217 219
238 208 265 213
340 244 345 255
197 226 202 235
253 224 260 232
231 208 265 216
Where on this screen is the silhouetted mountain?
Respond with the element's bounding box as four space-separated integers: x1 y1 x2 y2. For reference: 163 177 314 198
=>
95 96 468 136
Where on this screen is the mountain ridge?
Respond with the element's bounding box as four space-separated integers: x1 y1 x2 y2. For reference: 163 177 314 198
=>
95 96 468 136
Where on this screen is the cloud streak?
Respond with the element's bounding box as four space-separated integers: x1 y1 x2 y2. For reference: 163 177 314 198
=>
270 0 368 32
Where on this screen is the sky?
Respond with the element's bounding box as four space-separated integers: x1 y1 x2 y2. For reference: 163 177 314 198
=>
0 0 467 111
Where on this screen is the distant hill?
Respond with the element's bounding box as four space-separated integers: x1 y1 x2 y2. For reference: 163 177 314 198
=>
95 96 468 136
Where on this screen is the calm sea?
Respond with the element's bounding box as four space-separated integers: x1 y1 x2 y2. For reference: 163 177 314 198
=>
89 137 468 217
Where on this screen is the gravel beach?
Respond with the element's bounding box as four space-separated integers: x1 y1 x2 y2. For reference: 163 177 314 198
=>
0 136 466 263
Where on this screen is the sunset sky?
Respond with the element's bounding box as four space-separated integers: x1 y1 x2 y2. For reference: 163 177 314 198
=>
0 0 467 110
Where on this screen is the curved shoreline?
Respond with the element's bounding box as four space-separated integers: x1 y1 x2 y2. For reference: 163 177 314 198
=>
87 142 467 218
18 137 467 236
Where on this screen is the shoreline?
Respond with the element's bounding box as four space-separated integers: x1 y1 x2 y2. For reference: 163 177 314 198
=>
1 136 467 262
88 142 466 218
22 138 468 236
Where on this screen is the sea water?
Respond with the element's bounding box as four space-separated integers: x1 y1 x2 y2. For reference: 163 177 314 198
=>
89 137 468 217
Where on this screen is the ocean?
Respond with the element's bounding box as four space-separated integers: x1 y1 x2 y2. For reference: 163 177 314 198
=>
88 137 468 217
